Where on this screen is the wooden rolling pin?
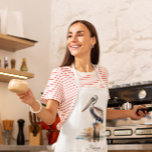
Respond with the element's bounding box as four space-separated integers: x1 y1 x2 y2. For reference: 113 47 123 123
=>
8 79 29 94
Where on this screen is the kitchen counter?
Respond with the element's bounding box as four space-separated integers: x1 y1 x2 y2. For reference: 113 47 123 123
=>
0 145 52 152
1 144 152 152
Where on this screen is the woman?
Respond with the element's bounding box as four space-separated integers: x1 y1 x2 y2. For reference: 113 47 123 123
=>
18 20 147 152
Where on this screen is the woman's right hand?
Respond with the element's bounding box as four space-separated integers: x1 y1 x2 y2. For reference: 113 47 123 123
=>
16 88 36 106
17 88 59 125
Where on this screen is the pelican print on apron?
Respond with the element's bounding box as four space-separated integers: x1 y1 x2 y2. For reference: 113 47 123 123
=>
55 65 109 152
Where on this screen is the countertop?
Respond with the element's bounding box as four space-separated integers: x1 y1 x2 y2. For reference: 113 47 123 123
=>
0 145 52 152
0 144 152 151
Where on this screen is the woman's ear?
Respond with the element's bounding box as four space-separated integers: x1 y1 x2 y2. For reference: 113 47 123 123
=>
91 36 96 46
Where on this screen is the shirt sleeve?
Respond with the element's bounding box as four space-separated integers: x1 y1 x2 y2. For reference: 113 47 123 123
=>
41 67 63 104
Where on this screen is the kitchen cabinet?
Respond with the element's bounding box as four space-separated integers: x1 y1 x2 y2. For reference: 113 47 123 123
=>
0 34 37 82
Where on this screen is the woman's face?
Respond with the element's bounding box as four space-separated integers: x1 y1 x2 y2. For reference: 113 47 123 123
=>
67 22 96 58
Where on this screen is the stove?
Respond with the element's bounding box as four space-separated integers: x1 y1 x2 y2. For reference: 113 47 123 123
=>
106 81 152 144
108 81 152 107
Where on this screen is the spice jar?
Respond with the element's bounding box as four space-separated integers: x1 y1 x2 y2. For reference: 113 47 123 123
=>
20 58 28 72
10 59 16 69
4 56 8 68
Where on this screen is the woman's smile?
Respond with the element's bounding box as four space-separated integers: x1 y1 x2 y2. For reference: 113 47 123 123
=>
70 44 82 49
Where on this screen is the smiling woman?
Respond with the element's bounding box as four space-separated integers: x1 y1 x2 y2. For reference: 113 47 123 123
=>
15 20 148 152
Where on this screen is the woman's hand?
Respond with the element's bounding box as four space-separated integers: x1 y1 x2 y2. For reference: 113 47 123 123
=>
16 88 36 106
128 105 148 120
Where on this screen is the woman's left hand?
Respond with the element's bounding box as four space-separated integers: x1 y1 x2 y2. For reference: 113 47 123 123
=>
128 105 148 120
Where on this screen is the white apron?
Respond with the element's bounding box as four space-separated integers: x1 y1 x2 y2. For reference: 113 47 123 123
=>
55 65 109 152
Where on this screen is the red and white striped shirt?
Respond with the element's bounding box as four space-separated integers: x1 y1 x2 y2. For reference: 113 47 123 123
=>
41 65 108 129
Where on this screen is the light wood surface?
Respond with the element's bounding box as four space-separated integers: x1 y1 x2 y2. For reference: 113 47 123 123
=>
0 145 49 151
0 34 37 52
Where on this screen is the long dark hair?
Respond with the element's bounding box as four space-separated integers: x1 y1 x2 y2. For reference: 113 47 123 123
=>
60 20 100 67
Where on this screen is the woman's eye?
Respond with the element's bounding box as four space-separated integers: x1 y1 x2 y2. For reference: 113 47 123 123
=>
78 33 83 37
67 35 72 38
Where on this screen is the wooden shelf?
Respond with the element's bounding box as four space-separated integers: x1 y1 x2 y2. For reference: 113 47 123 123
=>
0 67 34 82
0 34 37 52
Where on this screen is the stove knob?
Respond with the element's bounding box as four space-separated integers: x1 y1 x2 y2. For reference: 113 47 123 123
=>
138 89 147 99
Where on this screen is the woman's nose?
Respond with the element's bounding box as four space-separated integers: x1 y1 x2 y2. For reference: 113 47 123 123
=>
71 35 77 41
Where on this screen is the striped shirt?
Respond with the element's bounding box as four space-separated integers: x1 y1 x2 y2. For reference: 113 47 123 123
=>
41 65 108 130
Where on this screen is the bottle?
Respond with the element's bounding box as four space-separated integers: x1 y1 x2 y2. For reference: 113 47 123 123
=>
10 59 16 69
17 119 25 145
4 56 8 68
20 58 28 72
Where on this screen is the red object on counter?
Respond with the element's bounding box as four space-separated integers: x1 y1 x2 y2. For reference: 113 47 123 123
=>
40 114 60 145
